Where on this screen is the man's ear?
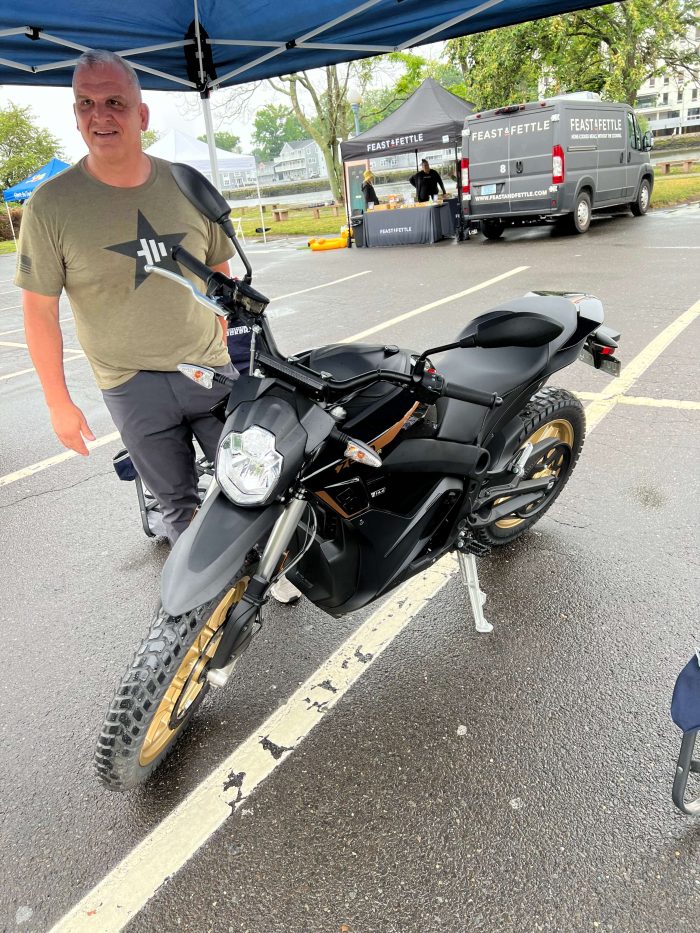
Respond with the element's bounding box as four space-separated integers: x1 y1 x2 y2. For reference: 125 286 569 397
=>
140 103 150 131
73 102 79 130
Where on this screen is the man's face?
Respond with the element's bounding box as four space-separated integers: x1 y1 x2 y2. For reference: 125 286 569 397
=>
422 162 429 172
73 63 149 160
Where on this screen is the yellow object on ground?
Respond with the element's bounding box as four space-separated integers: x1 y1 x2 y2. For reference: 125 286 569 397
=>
308 227 349 251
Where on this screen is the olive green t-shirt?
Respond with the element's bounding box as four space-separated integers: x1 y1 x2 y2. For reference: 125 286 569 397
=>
14 156 234 389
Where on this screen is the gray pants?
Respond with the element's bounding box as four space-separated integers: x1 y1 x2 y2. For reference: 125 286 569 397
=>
103 367 235 543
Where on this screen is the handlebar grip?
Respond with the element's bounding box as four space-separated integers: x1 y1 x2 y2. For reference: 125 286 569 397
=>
442 381 502 408
171 245 215 286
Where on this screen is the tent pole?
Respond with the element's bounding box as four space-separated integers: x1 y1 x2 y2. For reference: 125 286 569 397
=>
254 167 266 244
342 162 352 248
455 142 466 241
5 201 17 247
201 96 222 192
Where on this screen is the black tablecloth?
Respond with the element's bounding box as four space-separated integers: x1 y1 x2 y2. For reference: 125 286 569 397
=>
359 200 457 247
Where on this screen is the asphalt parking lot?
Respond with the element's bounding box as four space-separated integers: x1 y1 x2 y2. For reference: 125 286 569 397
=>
1 204 699 933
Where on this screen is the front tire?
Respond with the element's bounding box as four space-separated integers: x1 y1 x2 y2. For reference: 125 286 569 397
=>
569 191 591 234
94 578 248 791
631 178 651 216
477 388 585 547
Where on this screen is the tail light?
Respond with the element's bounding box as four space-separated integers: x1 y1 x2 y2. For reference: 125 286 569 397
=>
552 145 565 185
461 157 470 194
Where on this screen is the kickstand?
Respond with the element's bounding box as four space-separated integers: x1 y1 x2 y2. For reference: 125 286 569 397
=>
457 551 493 633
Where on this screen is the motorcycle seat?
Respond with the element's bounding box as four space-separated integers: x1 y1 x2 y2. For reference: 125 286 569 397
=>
432 296 579 443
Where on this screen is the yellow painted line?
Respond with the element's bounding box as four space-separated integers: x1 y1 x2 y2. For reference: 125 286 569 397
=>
577 391 700 410
341 266 529 344
48 554 457 933
584 299 700 432
271 270 371 302
0 432 121 487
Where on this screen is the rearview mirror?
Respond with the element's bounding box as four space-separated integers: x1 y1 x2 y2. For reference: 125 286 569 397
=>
473 311 564 349
642 131 654 151
170 163 232 226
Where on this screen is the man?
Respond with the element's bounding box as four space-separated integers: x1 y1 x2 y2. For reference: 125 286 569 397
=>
409 158 446 203
16 50 300 602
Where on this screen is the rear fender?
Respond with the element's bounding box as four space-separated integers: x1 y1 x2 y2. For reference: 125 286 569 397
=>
161 489 282 616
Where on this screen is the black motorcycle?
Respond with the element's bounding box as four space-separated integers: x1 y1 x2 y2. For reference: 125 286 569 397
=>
95 165 621 791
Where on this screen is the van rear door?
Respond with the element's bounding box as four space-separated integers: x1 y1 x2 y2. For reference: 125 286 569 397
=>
464 114 511 219
505 106 555 215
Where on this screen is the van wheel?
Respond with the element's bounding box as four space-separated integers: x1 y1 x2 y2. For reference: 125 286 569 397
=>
631 178 651 216
570 191 591 233
482 220 504 240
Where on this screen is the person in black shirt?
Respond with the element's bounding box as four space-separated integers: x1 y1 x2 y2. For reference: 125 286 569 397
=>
409 159 446 203
361 169 379 209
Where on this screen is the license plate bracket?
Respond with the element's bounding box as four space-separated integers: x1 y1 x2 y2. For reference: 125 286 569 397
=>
578 346 621 377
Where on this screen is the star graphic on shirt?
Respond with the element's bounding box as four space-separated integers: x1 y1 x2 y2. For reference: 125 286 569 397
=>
105 211 187 289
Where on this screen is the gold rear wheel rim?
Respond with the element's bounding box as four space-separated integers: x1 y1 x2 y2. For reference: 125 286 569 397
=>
495 419 574 529
139 579 248 766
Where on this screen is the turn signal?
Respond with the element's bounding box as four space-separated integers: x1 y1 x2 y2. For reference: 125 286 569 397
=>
552 145 565 185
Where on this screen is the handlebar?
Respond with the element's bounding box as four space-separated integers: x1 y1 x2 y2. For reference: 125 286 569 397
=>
171 245 218 289
441 381 502 408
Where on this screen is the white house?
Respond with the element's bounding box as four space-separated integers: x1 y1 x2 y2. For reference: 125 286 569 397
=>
274 140 328 181
634 20 700 135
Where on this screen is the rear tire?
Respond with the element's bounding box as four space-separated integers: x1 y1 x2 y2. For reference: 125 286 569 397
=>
94 578 248 791
482 219 505 240
569 191 591 234
477 388 585 547
631 178 651 216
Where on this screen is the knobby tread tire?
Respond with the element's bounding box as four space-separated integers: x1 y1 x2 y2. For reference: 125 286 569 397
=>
477 387 585 547
94 595 221 792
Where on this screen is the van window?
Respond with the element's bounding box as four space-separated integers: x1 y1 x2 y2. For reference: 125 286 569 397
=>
627 112 641 150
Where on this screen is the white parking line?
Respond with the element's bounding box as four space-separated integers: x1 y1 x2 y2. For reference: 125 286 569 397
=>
341 267 529 343
49 557 458 933
47 298 700 933
271 270 370 302
0 433 121 488
0 350 85 382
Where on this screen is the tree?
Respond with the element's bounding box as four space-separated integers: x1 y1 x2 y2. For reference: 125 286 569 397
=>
251 104 305 162
140 129 161 149
0 103 63 189
197 131 241 152
447 1 699 110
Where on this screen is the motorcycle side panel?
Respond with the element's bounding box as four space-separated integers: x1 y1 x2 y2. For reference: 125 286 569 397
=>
161 490 282 616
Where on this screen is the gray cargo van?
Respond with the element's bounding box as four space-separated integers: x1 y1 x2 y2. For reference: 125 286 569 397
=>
461 95 654 238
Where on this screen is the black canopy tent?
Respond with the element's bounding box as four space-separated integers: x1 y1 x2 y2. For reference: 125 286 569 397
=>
340 77 474 162
341 78 475 243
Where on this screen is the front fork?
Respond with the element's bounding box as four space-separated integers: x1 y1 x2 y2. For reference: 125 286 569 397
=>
207 492 308 685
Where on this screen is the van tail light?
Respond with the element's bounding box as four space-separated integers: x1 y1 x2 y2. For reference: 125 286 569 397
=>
461 157 470 194
552 145 565 184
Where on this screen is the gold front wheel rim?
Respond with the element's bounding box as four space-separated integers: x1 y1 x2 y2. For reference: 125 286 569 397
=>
139 579 248 766
495 419 574 529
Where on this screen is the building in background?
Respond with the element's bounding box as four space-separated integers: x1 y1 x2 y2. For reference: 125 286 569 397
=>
273 140 328 181
635 20 700 136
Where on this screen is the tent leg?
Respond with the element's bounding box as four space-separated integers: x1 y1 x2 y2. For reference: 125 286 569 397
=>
255 170 266 244
201 95 221 192
5 201 17 247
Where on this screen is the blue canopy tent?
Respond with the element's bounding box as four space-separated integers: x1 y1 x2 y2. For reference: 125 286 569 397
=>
2 156 70 244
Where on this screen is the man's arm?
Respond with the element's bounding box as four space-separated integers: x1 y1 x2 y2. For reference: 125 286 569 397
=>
23 290 95 456
436 171 446 195
211 259 231 342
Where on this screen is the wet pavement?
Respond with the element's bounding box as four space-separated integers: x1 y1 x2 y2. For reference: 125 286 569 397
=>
0 203 699 932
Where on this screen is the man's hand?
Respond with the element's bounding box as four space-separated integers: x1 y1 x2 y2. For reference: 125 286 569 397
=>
49 401 95 456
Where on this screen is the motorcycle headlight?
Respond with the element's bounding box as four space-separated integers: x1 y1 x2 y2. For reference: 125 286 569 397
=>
216 426 284 505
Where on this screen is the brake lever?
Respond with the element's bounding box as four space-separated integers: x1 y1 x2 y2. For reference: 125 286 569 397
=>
144 264 227 318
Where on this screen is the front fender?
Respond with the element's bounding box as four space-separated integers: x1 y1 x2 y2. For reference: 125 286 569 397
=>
161 487 283 616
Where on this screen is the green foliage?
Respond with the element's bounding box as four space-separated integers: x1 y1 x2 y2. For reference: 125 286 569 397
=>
0 103 63 190
251 104 305 162
446 1 699 109
140 129 161 149
197 131 241 152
